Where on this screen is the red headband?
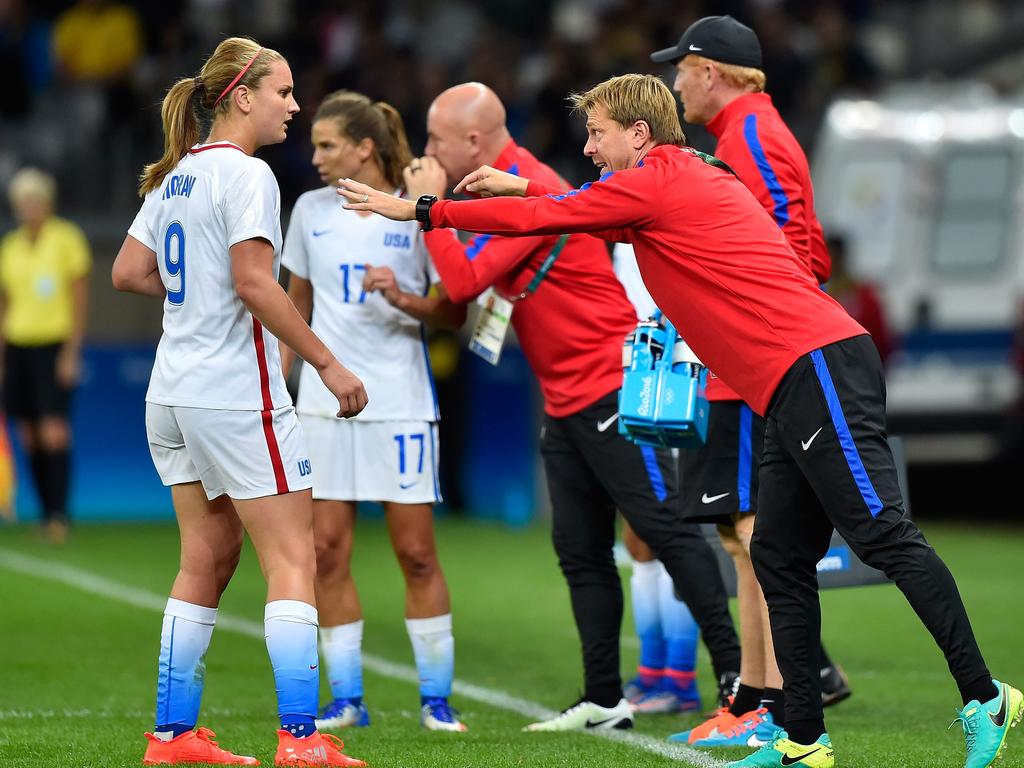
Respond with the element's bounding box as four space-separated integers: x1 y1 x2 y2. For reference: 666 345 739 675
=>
214 48 264 108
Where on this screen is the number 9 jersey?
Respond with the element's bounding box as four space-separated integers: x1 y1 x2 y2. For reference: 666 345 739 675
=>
128 142 291 411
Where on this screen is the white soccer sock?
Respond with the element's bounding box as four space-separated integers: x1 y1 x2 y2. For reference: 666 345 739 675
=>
265 600 319 734
154 598 217 738
406 613 454 700
630 559 666 679
658 563 698 682
320 620 364 701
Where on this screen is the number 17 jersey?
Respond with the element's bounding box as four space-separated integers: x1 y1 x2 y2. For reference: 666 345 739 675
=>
283 186 439 422
127 141 291 411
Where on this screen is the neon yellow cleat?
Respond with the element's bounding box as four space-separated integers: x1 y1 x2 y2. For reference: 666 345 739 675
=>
724 729 834 767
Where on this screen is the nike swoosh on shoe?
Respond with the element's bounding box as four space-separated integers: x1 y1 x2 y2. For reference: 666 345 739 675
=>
781 748 821 766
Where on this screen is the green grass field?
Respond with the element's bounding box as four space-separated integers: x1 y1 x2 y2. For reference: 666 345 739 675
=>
1 517 1022 768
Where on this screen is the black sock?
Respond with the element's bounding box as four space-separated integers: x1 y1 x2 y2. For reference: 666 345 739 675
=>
43 448 70 522
729 683 763 716
588 688 623 708
786 717 825 746
760 687 785 723
961 677 997 707
28 451 49 519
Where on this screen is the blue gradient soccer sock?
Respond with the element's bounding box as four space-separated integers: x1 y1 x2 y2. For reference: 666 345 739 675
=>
265 600 318 738
658 564 699 694
406 613 454 700
630 559 666 687
319 620 364 702
154 598 217 740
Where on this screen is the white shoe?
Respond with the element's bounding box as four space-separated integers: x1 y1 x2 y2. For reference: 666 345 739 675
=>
420 698 467 732
523 698 633 732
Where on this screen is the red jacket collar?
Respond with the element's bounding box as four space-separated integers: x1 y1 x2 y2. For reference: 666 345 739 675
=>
706 92 774 139
492 140 520 172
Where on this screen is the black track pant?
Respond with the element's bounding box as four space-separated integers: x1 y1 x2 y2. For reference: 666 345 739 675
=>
751 335 991 733
542 391 741 706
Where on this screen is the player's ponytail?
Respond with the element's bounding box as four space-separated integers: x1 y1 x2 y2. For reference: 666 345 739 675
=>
138 77 202 196
374 100 414 190
138 37 282 196
313 91 413 191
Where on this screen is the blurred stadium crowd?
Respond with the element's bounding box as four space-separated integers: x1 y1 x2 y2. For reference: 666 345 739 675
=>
3 0 1023 217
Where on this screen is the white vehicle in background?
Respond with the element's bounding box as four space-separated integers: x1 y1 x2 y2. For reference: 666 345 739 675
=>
813 84 1024 464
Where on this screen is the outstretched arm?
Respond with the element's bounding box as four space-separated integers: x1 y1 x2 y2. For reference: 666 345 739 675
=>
340 169 645 242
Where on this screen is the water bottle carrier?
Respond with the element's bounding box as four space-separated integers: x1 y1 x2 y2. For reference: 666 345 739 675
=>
618 312 710 448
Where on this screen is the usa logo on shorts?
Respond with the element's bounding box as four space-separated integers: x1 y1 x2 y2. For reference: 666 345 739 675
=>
297 458 312 477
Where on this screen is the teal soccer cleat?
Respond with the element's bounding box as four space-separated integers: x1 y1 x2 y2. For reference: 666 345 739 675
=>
951 680 1024 768
723 729 834 767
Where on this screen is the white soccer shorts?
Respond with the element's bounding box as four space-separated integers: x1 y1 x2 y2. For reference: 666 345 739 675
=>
146 403 314 500
299 416 441 504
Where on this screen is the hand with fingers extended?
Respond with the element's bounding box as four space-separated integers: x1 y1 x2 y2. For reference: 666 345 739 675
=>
404 156 447 199
338 178 415 221
320 359 368 418
362 264 403 307
453 165 529 198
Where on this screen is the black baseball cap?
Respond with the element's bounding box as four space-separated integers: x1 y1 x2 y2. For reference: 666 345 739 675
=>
650 15 762 68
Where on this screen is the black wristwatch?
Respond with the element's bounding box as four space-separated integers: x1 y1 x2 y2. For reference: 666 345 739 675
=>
415 194 438 231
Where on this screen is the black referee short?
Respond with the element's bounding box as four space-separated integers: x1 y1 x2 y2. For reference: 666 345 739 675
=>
541 389 739 705
679 399 764 524
2 342 71 419
750 334 991 730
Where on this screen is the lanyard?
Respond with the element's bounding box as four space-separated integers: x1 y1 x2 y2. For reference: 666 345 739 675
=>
512 234 570 301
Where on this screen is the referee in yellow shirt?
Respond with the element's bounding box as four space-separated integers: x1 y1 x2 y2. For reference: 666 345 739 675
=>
0 168 91 542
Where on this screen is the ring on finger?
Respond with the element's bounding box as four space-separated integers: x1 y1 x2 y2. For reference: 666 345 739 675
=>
361 194 369 203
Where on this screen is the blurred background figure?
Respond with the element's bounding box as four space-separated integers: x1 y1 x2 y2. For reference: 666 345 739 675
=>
825 233 892 366
0 413 14 521
0 167 91 542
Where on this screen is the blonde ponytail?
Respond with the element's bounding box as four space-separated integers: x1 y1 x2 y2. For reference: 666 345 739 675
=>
138 77 202 196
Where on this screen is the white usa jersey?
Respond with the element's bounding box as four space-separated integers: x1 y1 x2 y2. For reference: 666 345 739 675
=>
283 186 439 421
612 242 658 320
128 141 291 411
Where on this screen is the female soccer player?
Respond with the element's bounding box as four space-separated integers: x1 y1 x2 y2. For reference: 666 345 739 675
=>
112 37 367 767
281 91 466 733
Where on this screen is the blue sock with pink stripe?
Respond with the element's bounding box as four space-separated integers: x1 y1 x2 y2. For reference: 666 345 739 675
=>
658 565 699 699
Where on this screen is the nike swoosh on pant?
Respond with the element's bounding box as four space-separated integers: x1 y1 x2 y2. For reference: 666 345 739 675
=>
801 427 824 451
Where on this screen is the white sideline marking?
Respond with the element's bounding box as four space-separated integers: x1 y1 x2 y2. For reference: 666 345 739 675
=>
0 548 723 767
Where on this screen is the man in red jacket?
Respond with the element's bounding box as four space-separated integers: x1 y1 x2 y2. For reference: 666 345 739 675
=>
338 74 1019 768
649 15 848 748
390 82 741 732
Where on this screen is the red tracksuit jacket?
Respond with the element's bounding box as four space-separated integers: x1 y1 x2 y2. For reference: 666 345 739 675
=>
429 144 866 416
705 92 832 402
423 140 637 418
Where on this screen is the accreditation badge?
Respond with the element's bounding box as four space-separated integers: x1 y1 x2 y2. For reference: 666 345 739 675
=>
468 287 513 365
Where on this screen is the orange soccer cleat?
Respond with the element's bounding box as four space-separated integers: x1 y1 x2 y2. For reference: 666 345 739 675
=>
666 706 740 744
142 727 260 765
274 729 367 767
